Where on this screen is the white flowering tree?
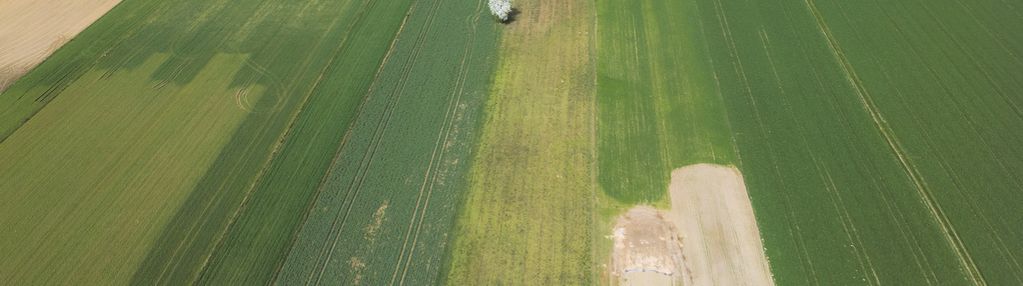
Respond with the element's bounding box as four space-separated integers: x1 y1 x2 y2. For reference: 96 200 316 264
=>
488 0 513 22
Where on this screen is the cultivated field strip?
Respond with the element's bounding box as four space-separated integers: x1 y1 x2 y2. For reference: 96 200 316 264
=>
596 0 739 204
274 0 500 284
445 0 600 284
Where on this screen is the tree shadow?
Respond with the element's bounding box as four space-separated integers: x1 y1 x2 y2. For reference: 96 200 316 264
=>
501 8 521 24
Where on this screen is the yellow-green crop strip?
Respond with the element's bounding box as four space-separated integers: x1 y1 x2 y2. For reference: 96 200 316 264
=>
444 0 600 284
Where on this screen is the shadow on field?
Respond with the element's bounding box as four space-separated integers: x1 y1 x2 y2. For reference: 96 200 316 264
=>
501 8 521 25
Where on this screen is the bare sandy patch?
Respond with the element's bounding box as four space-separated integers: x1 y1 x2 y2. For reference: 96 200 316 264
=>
0 0 122 91
611 164 773 285
611 206 687 285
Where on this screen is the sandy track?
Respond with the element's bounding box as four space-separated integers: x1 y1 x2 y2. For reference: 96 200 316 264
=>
612 164 773 285
0 0 122 91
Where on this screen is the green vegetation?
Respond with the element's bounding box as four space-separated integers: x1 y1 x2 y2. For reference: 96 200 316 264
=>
185 0 419 284
597 0 1023 284
1 0 1020 283
0 0 424 284
0 53 255 285
595 0 737 204
272 0 500 284
444 0 600 284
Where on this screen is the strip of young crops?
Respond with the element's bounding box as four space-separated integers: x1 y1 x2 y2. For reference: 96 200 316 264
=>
272 0 500 284
443 0 600 284
595 0 1023 283
0 0 415 284
595 0 739 204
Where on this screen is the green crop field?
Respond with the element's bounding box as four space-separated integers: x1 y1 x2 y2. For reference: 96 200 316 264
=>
596 0 739 204
0 0 1020 284
598 0 1023 284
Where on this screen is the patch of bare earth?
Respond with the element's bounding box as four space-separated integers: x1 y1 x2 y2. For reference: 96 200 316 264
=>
611 164 774 286
0 0 122 91
612 206 687 285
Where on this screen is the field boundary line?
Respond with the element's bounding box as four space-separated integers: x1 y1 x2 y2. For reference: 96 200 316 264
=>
589 0 601 283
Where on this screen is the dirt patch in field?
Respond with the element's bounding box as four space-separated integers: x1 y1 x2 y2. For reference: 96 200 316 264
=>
611 164 773 285
611 206 687 285
0 0 122 91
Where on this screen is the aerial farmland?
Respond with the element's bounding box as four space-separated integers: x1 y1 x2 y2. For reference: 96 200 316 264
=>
0 0 1019 284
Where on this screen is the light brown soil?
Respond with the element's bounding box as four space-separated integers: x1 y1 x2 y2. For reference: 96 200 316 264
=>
667 164 774 285
0 0 122 91
611 206 686 286
611 164 773 286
